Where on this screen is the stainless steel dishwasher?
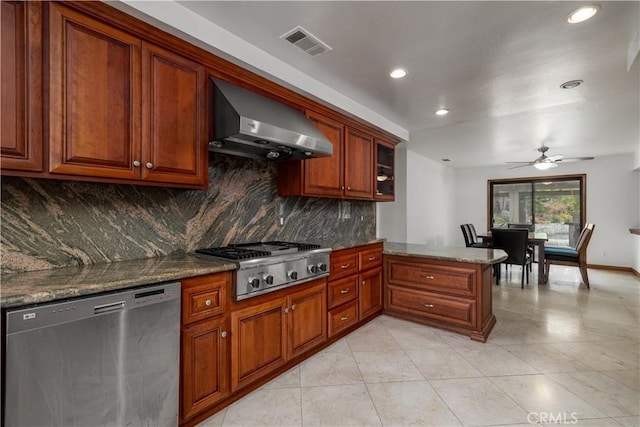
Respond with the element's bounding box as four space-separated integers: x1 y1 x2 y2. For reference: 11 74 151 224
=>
3 281 181 427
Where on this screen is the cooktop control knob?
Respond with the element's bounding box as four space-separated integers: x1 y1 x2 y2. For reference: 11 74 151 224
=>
249 277 260 288
308 265 318 274
288 271 298 280
263 274 274 285
317 263 327 272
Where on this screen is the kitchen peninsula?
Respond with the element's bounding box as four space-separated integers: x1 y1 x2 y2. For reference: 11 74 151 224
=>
383 242 507 342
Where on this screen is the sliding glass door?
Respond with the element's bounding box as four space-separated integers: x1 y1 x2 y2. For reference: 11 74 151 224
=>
489 175 585 246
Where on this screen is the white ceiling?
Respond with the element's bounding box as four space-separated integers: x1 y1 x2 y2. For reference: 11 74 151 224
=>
135 1 640 168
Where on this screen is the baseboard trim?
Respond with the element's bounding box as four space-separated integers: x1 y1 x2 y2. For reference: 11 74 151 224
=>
588 263 635 274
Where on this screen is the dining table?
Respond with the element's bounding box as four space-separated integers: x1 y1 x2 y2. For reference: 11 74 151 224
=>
477 231 548 285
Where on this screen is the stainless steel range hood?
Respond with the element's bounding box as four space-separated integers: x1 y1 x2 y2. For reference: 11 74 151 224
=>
210 78 333 161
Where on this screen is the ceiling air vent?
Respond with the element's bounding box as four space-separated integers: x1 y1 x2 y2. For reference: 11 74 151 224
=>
280 26 332 58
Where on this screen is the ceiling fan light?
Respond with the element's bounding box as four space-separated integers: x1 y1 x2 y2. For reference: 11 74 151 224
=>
533 162 557 170
567 5 600 24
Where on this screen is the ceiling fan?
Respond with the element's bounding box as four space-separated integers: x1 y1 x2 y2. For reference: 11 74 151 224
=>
507 145 594 170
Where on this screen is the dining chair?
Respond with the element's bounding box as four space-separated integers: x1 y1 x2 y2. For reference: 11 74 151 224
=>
491 228 532 288
461 224 492 248
544 223 595 289
507 223 535 270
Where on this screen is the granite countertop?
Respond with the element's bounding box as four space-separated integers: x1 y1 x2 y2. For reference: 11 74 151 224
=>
383 242 507 264
0 254 236 309
1 239 389 309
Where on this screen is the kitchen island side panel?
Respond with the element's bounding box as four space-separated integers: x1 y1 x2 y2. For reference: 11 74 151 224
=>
1 154 375 273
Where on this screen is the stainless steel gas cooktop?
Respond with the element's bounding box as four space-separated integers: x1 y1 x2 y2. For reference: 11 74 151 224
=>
196 241 331 300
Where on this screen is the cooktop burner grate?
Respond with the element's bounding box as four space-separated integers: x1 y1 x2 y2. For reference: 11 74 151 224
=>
195 247 270 260
196 241 322 261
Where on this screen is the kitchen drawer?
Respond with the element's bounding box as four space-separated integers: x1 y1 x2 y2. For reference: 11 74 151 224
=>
387 260 476 297
328 300 358 337
359 247 382 271
328 275 359 309
182 273 230 325
386 285 475 328
330 252 359 279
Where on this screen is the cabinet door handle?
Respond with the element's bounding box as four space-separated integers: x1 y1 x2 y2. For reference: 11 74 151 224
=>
284 307 289 314
347 186 351 190
340 289 350 294
341 264 351 269
133 160 141 167
221 331 227 338
205 299 212 307
291 304 296 311
368 256 376 261
340 316 349 321
362 280 365 285
421 275 435 280
146 162 153 169
422 303 434 308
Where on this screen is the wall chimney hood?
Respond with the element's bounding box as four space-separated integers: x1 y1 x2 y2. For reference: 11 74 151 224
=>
210 78 333 161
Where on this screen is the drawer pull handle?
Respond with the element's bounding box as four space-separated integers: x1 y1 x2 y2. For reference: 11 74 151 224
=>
422 303 435 308
368 256 376 261
421 275 435 280
341 264 351 269
205 299 212 307
340 289 350 294
221 331 227 338
291 304 296 311
362 280 365 285
340 316 350 321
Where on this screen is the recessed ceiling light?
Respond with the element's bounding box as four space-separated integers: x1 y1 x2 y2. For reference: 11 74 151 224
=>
567 5 600 24
560 79 584 89
390 68 407 79
435 109 449 116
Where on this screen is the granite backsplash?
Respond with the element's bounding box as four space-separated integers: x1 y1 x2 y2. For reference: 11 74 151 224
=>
1 155 376 273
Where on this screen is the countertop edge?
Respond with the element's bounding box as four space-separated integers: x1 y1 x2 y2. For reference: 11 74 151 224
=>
382 242 508 265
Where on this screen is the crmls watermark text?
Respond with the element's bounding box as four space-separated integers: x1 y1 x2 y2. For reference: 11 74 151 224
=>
527 412 579 424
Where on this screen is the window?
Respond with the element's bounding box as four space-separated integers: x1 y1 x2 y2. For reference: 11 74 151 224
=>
488 175 586 246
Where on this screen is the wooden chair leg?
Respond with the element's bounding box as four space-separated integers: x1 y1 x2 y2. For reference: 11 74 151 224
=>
579 263 591 289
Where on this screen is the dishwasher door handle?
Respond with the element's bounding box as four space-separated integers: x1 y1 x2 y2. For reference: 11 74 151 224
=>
94 301 126 315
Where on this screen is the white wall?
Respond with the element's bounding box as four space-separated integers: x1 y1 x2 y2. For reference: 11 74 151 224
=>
455 154 639 268
635 167 640 274
377 147 455 246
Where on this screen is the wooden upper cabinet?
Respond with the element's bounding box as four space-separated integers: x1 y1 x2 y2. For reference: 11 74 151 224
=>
48 3 141 179
302 111 344 197
278 110 383 201
0 1 43 171
46 3 207 188
344 127 374 199
141 42 207 186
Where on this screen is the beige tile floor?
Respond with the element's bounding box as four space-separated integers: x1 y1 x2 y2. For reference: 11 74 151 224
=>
199 266 640 427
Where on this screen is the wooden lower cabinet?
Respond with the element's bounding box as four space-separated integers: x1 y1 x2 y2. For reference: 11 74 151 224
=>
359 266 382 320
327 243 383 337
288 283 327 358
328 300 358 337
384 255 496 342
230 281 326 392
181 316 229 421
386 285 475 328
